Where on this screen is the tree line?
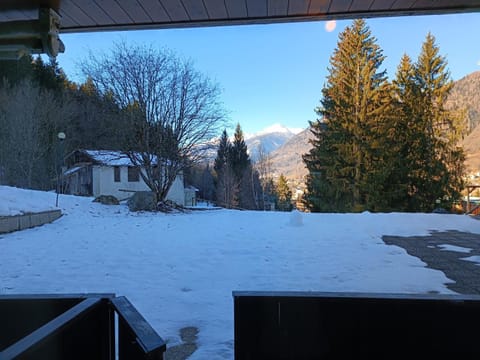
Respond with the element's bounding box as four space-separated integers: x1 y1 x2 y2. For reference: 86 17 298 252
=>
0 56 127 190
209 124 292 210
303 19 465 213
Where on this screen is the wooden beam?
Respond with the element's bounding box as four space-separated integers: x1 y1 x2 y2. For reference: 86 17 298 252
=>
0 1 60 12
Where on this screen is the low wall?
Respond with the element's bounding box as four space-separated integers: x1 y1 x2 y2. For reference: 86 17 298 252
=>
0 210 62 234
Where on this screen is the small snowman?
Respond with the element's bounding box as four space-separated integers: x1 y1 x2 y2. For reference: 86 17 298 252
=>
288 210 303 227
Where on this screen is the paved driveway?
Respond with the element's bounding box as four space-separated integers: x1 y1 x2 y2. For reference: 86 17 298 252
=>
383 230 480 295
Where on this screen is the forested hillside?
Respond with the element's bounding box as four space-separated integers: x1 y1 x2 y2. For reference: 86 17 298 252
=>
447 71 480 134
449 71 480 171
270 128 313 181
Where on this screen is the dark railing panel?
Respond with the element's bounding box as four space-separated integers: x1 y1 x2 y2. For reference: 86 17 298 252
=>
111 296 166 360
0 295 83 351
1 297 114 360
234 291 480 359
0 294 164 360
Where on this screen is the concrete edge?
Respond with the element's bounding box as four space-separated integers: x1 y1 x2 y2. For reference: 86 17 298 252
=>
0 209 62 234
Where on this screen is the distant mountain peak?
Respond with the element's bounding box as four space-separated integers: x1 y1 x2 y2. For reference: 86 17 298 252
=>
246 123 305 139
243 123 306 160
256 124 292 135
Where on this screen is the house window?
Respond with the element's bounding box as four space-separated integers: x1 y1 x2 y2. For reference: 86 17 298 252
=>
128 167 140 182
114 166 120 182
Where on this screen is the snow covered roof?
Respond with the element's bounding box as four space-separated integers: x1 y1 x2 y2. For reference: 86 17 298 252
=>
73 150 169 167
83 150 134 167
185 185 199 192
63 166 83 176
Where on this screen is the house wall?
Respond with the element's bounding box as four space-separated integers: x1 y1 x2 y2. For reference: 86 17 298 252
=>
93 166 150 201
92 166 185 206
184 189 197 207
65 166 92 196
167 174 185 206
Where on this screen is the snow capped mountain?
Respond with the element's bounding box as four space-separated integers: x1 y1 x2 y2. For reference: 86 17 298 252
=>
245 124 305 160
246 124 303 139
200 124 306 163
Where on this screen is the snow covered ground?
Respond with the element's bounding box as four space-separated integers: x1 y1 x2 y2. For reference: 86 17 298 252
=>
0 186 58 216
1 185 480 359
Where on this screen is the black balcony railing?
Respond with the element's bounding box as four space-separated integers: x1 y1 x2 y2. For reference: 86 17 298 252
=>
0 294 166 360
234 291 480 359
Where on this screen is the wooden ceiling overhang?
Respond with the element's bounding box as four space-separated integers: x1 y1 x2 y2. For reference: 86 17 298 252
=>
1 1 480 33
0 1 479 58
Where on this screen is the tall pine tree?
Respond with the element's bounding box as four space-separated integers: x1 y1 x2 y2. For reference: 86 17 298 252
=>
402 33 465 211
213 124 259 209
230 123 250 181
214 129 236 208
276 174 292 211
304 19 389 212
229 124 256 209
379 54 419 211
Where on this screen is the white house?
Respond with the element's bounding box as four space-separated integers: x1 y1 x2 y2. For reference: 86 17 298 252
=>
63 150 185 206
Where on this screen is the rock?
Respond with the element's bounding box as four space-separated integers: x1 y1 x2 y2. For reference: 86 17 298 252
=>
93 195 119 205
127 191 156 211
432 208 449 214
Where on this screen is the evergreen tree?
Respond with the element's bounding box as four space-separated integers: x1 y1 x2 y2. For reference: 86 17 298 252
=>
303 19 389 212
32 57 68 92
214 130 230 174
229 123 256 209
378 54 418 211
230 123 250 180
212 124 258 209
406 33 464 210
276 174 292 211
0 56 35 86
200 164 216 202
214 129 236 208
370 34 465 212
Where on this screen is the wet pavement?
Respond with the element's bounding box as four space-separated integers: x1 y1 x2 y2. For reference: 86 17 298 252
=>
165 326 199 360
383 230 480 295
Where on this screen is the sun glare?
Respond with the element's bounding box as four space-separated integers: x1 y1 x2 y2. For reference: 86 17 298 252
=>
325 20 337 32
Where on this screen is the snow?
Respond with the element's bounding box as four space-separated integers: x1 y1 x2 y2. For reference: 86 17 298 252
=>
461 256 480 265
246 123 304 139
63 165 83 176
438 244 473 253
288 210 303 227
83 150 165 167
1 185 480 359
0 186 58 216
84 150 133 166
261 123 290 134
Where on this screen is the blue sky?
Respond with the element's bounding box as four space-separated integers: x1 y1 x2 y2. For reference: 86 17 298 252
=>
57 13 480 135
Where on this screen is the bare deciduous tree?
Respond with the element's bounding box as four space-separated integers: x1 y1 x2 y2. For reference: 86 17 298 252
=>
0 79 73 189
81 43 225 204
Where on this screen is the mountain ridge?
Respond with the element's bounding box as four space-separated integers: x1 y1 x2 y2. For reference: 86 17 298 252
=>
245 124 304 160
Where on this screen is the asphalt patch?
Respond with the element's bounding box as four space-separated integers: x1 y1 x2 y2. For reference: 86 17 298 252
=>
383 230 480 295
